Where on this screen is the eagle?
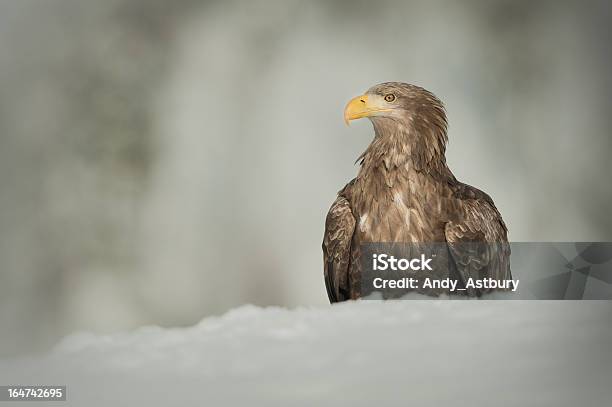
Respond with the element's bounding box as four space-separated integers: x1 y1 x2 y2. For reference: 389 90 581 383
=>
323 82 511 302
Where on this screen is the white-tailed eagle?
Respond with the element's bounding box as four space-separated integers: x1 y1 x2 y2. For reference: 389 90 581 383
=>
323 82 511 302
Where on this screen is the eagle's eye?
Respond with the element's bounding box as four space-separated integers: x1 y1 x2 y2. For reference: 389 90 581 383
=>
384 94 396 102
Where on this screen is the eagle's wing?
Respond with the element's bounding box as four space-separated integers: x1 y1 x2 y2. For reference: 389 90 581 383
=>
322 195 356 303
445 184 511 296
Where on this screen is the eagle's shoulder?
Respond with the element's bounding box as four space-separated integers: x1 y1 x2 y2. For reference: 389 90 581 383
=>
447 180 508 239
338 177 357 199
450 181 494 206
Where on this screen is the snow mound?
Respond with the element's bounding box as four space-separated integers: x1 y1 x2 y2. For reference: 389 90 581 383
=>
1 301 611 406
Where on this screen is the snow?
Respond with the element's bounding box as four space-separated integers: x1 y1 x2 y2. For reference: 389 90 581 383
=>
1 301 611 406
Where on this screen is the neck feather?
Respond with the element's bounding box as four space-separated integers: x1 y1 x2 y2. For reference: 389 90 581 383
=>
357 117 448 175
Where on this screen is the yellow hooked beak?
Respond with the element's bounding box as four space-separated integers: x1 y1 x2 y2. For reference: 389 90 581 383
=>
343 94 392 125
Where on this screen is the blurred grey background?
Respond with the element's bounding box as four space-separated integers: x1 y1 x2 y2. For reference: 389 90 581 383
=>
0 0 611 356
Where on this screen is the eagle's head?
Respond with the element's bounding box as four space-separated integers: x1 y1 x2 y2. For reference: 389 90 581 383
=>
344 82 449 169
344 82 446 129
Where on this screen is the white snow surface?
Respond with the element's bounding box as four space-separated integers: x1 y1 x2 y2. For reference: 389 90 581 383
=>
1 301 611 406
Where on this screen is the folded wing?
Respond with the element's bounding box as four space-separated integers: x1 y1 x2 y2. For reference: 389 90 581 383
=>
322 196 356 303
445 184 511 296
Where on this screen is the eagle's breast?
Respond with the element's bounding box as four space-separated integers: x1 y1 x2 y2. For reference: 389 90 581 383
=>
348 167 449 243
